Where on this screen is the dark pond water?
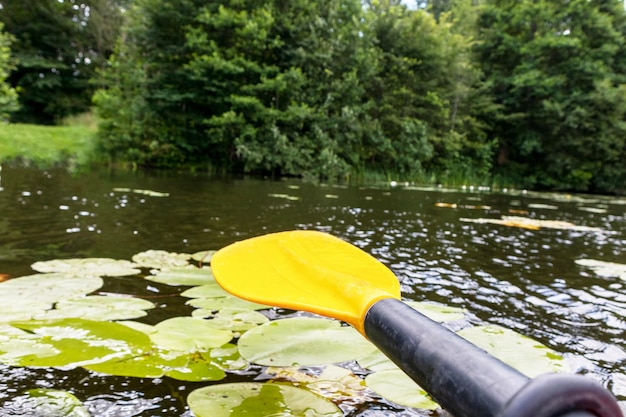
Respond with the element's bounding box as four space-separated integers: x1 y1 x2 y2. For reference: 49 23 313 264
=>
0 165 625 416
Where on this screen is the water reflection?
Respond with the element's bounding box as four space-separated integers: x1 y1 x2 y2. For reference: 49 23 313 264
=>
0 165 625 415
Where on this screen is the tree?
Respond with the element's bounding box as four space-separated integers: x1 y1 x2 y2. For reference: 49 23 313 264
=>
475 0 626 193
0 0 124 124
0 22 19 121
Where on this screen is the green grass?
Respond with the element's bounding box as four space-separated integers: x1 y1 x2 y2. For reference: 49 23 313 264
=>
0 115 98 167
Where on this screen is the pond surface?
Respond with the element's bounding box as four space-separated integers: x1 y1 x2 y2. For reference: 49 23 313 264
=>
0 165 625 416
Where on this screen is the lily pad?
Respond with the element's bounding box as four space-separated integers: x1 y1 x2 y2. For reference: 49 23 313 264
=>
365 369 439 410
457 325 567 377
4 318 153 368
31 258 140 276
34 295 155 321
148 317 233 352
0 274 103 322
191 250 216 264
146 266 214 286
181 281 229 298
405 301 466 322
187 295 270 312
6 389 90 417
192 308 269 331
187 382 342 417
267 365 368 402
460 216 602 231
132 250 191 269
237 317 378 367
576 259 626 280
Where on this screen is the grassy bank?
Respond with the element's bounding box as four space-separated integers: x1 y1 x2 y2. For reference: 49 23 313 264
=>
0 116 97 167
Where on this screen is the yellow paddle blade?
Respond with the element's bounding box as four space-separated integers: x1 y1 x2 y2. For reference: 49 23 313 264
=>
211 230 401 335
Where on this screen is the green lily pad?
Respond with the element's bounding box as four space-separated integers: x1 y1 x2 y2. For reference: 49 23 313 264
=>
181 281 229 298
30 258 140 276
365 369 439 410
34 295 155 321
164 350 226 382
192 308 269 331
85 348 185 378
457 325 567 377
187 295 270 312
187 382 342 417
5 318 152 368
132 250 191 269
0 274 103 323
237 317 378 367
146 266 214 286
405 301 466 322
576 259 626 280
191 250 216 264
7 389 90 417
148 317 233 352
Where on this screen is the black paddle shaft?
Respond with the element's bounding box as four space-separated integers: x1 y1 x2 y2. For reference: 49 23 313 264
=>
364 299 623 417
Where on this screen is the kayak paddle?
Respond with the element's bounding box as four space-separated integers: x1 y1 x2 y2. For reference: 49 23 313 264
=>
211 230 622 417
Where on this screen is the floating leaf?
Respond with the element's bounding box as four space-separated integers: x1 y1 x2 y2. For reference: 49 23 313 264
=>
187 382 342 417
5 318 152 368
132 250 191 269
146 266 213 286
6 389 90 417
34 295 155 321
112 187 169 197
187 295 270 312
237 317 378 367
457 325 567 377
460 216 601 231
267 365 368 402
405 301 466 323
576 259 626 280
528 203 558 210
191 250 216 264
268 193 300 201
148 317 233 352
365 370 439 410
31 258 140 276
164 350 226 382
192 308 269 331
181 281 228 298
0 274 103 322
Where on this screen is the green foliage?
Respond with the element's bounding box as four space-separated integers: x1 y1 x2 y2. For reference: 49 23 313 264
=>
476 0 626 193
0 0 124 124
94 0 490 181
0 22 19 121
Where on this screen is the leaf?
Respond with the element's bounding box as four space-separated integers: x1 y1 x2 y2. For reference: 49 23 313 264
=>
31 258 140 276
0 274 103 323
457 325 567 377
365 370 439 410
148 317 233 352
6 389 90 417
187 295 270 312
237 317 378 367
34 295 155 321
405 301 466 322
187 383 342 417
576 259 626 280
132 250 191 269
191 250 216 264
146 266 214 286
460 216 602 231
267 365 368 402
112 187 169 197
181 281 229 298
5 318 153 368
192 308 269 331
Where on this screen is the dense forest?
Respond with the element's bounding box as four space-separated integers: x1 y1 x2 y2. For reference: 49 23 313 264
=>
1 0 626 194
